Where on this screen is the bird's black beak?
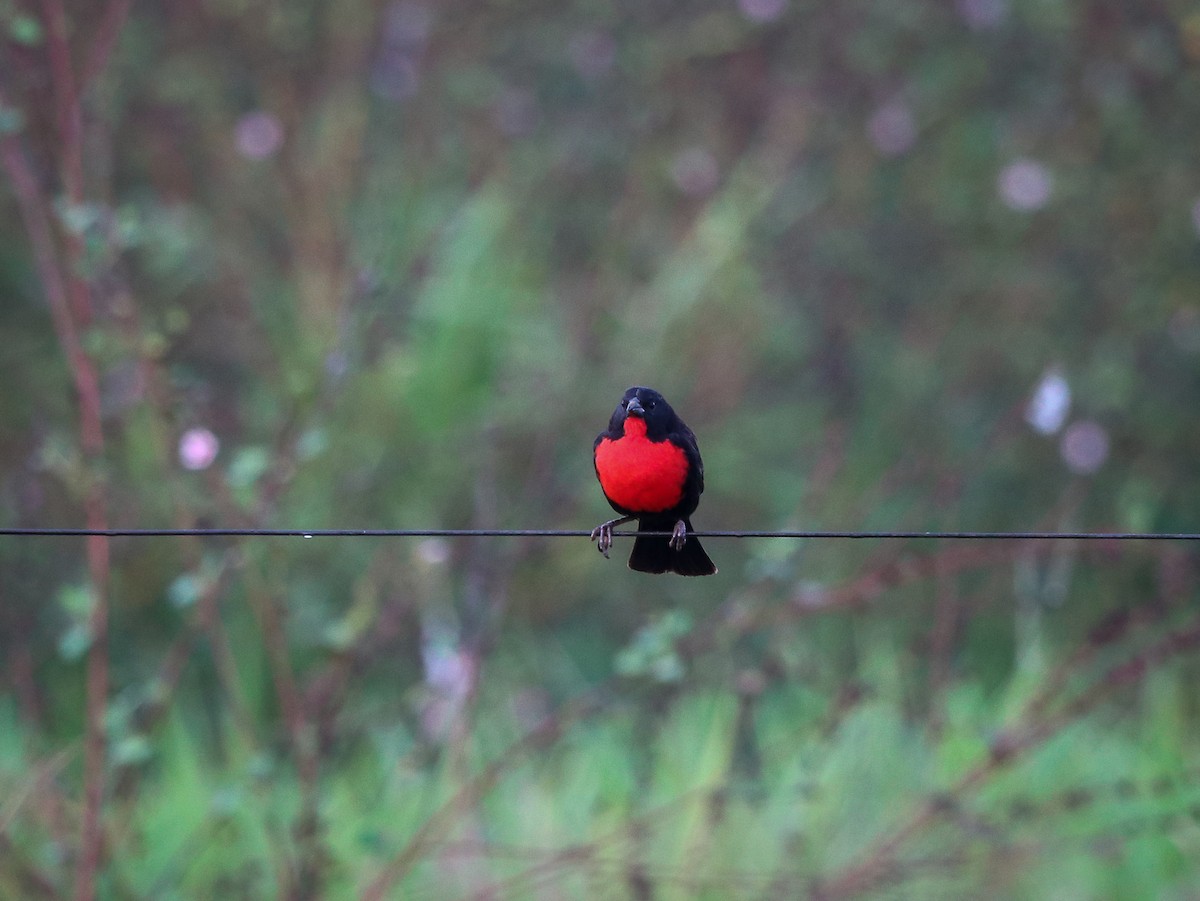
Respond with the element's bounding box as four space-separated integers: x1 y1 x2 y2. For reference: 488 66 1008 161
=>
626 397 645 418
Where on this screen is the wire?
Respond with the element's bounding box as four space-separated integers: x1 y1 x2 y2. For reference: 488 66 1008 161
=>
0 528 1198 540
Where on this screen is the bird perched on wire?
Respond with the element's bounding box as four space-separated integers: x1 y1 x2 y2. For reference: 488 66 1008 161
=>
591 386 717 576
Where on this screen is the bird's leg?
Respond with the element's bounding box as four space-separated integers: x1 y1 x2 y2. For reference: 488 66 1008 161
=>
590 515 636 558
670 519 687 551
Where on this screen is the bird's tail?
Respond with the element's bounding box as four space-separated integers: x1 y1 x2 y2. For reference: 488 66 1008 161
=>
628 517 717 576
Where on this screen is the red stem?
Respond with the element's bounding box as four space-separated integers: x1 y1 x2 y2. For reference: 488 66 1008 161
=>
39 0 92 329
37 2 114 892
0 123 111 901
4 0 114 886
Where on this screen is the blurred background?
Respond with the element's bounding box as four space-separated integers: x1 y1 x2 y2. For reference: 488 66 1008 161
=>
3 0 1200 897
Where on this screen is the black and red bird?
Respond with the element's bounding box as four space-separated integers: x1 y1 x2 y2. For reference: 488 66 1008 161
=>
591 386 717 576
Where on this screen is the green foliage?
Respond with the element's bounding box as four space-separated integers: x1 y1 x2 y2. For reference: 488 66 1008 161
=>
614 610 693 682
2 0 1200 896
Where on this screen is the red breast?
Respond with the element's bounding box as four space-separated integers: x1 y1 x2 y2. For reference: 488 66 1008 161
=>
594 417 689 513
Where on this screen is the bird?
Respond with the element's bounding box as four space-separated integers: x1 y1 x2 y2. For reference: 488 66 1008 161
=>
591 386 717 576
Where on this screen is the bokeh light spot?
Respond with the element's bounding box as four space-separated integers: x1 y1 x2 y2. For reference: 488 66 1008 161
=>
1060 420 1110 474
417 537 450 566
1025 367 1071 435
370 1 431 99
998 159 1053 211
234 112 284 160
179 428 219 471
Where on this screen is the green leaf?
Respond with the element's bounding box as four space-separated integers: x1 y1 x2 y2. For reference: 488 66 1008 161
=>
9 14 43 46
58 621 92 661
166 572 203 610
0 103 23 134
614 610 693 682
226 446 271 488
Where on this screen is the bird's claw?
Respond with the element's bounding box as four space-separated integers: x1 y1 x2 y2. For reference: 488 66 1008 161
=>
670 520 687 551
590 522 614 558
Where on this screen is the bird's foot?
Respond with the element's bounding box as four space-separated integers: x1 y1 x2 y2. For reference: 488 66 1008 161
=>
591 516 634 558
670 519 687 551
590 522 614 558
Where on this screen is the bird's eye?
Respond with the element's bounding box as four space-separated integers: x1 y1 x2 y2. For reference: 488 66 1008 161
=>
646 400 656 409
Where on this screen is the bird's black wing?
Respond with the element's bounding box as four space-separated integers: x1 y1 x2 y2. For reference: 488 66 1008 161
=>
592 431 607 482
668 420 705 497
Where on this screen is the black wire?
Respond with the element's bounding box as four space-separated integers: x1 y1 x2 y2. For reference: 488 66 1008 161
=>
0 528 1197 540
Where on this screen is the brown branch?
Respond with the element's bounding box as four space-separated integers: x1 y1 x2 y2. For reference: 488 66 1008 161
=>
75 509 110 901
35 4 114 890
1 32 112 897
0 97 99 428
38 0 91 328
37 0 82 180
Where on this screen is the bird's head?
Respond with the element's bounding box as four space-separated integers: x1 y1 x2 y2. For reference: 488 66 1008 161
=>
615 386 674 439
